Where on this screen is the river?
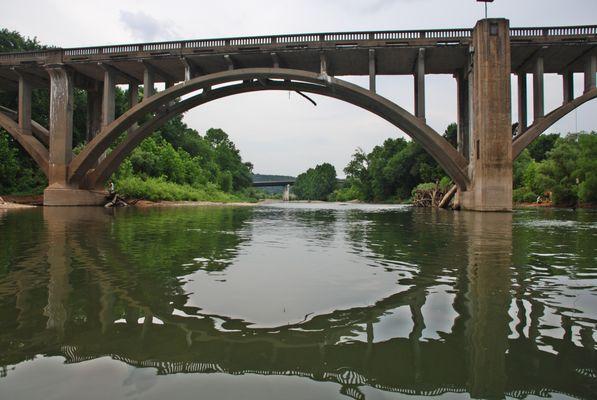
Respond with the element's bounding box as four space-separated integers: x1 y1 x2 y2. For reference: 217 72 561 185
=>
0 203 595 399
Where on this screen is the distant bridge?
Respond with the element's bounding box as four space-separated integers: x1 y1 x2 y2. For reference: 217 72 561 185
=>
0 20 595 210
252 180 295 187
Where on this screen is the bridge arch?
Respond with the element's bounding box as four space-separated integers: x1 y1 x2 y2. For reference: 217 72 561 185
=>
513 87 597 158
69 68 470 190
0 110 49 177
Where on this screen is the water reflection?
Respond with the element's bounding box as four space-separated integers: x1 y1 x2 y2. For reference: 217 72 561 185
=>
0 205 595 399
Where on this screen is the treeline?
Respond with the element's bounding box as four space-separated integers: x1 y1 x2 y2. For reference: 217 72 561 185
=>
0 29 49 194
292 126 597 208
514 131 596 207
291 124 457 202
0 29 256 201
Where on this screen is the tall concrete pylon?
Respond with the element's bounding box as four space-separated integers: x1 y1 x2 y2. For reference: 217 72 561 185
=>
458 19 513 211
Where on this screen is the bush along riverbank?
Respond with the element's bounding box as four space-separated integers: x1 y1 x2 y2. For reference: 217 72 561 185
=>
114 176 261 203
292 129 597 209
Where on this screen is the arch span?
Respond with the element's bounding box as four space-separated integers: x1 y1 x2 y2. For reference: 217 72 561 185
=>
70 68 470 190
0 110 49 177
513 87 597 158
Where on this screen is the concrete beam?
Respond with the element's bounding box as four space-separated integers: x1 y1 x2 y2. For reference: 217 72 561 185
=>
17 73 32 135
98 63 140 85
533 56 544 119
128 83 139 109
584 54 596 92
100 67 116 129
271 52 280 69
142 63 155 100
46 65 74 187
320 53 328 75
142 60 177 84
414 48 425 121
224 55 235 71
517 73 527 133
181 57 201 81
456 69 470 159
562 71 574 104
10 68 48 88
369 49 376 93
86 86 102 142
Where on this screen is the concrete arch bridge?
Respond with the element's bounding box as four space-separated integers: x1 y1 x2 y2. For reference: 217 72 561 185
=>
0 19 595 210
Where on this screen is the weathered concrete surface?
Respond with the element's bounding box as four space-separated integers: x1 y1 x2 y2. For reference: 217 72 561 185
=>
459 19 513 212
47 66 74 187
43 187 107 206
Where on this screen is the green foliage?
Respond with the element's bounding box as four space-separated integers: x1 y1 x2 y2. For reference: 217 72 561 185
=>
115 176 255 203
329 185 361 202
293 163 337 200
0 132 46 194
513 187 538 203
513 132 597 207
0 28 44 52
338 123 456 203
112 122 254 199
0 30 49 195
527 133 559 162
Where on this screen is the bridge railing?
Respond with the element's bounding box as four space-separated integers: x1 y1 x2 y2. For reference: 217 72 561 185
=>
0 26 595 66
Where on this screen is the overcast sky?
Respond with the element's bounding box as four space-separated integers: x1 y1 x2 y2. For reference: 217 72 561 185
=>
2 0 596 176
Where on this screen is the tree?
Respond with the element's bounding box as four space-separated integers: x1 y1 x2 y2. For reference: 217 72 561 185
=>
293 163 337 200
527 133 559 162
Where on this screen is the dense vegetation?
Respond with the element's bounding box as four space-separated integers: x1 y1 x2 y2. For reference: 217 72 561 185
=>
0 29 49 194
513 131 597 207
328 124 457 203
0 29 256 202
293 125 596 208
292 163 337 200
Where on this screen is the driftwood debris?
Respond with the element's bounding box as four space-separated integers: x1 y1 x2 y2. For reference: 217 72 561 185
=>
0 196 4 204
438 184 457 209
412 182 453 208
104 194 129 208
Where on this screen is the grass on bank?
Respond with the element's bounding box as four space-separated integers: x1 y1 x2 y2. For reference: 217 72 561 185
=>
115 176 260 203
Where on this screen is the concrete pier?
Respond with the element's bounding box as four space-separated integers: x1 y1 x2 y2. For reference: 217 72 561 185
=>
459 19 513 211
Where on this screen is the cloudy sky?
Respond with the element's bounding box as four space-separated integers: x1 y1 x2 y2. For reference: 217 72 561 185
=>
2 0 596 176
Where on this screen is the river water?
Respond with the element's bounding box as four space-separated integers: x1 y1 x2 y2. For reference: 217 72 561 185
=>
0 203 595 399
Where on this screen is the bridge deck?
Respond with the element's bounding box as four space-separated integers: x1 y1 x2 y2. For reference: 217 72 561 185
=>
252 180 294 187
0 25 595 89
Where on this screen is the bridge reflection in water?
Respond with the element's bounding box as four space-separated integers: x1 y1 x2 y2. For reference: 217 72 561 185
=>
0 206 595 399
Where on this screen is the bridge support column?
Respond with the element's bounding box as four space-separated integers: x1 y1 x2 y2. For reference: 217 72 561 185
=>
143 63 155 99
46 66 73 188
533 56 544 119
17 73 32 135
459 19 512 212
456 68 470 159
44 66 107 206
368 49 376 93
128 83 139 108
517 73 527 133
414 48 425 121
101 68 116 129
562 71 574 104
86 85 102 141
585 54 596 92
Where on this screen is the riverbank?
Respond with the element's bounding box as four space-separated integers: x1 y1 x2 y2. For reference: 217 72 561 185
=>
133 199 267 208
0 197 36 209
